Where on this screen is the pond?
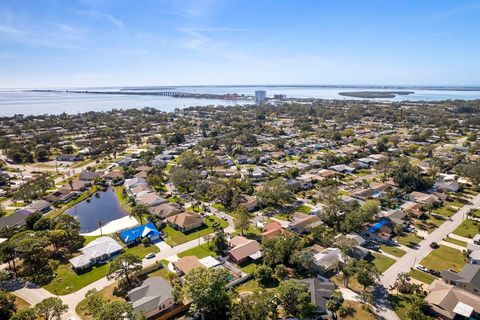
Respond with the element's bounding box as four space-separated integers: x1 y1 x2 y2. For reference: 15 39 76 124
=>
66 187 128 233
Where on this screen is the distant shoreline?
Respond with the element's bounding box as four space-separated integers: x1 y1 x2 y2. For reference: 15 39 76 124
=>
339 91 415 99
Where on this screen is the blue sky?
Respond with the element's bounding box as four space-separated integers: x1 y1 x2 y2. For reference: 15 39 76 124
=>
1 0 480 88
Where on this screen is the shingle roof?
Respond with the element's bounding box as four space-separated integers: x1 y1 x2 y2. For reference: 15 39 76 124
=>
127 277 173 314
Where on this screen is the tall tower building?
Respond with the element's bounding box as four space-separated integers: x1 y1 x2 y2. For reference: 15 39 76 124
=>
255 90 267 104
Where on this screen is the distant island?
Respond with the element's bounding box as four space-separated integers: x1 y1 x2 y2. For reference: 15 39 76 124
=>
339 91 414 98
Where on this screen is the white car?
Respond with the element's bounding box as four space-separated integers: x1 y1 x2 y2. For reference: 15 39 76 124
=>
416 265 428 273
221 214 228 221
145 253 155 259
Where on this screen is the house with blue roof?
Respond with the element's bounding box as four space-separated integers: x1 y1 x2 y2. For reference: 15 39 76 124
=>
361 218 394 244
118 222 161 246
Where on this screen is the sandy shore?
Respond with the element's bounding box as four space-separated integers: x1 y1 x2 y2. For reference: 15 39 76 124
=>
80 216 139 236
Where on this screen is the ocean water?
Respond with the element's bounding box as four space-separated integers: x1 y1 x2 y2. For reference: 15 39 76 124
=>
1 85 480 116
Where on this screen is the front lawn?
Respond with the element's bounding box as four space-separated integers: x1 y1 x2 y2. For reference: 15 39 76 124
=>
420 245 466 273
389 294 419 320
380 245 406 258
295 204 311 214
396 232 423 248
433 206 456 218
444 236 467 247
44 262 110 295
408 269 436 284
453 219 480 238
340 301 377 320
76 283 122 320
163 216 228 246
124 243 159 259
368 252 396 273
177 243 217 259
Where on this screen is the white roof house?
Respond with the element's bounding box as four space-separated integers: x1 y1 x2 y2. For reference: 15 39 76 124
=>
69 236 123 270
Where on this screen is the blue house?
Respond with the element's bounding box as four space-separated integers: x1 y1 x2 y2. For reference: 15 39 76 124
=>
118 222 161 245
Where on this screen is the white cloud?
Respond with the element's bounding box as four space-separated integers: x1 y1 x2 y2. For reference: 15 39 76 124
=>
79 10 124 28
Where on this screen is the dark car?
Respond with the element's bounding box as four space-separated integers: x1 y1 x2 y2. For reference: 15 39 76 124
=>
430 242 439 249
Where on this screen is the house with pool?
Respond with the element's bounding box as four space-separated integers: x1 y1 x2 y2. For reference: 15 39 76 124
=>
118 222 162 246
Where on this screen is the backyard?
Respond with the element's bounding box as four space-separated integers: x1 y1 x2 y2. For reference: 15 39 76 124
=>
163 216 228 246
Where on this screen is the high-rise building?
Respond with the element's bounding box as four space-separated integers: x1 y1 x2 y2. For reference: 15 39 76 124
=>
255 90 267 104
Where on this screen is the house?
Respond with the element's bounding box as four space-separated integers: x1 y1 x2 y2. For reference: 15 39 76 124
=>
343 234 370 259
166 212 204 232
469 251 480 265
149 203 182 219
261 221 284 239
137 192 167 207
127 277 174 318
435 180 460 193
329 164 355 174
102 170 124 181
238 194 258 211
125 177 148 192
44 188 78 203
358 157 378 166
426 279 480 320
0 209 32 229
400 201 424 218
56 154 83 162
410 191 439 204
383 210 408 227
361 218 394 243
297 278 336 315
228 236 262 264
79 170 100 181
64 180 91 191
173 256 203 275
351 188 381 201
69 236 123 271
289 212 322 234
118 222 162 246
318 169 337 178
441 264 480 295
312 247 345 274
24 200 52 214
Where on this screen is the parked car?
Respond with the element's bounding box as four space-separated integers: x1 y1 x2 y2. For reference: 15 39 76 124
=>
416 265 429 273
145 253 155 259
430 242 439 249
221 214 228 221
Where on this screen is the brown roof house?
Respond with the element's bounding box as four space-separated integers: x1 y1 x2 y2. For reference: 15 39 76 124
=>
238 194 258 211
288 212 322 234
426 279 480 320
166 212 204 232
261 221 284 239
149 203 182 219
228 236 262 264
173 256 203 275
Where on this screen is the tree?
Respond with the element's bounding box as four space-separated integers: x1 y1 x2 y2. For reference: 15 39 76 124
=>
356 262 379 290
108 253 142 288
340 259 358 288
131 204 149 225
180 267 231 320
0 289 16 319
233 205 251 235
230 290 278 320
326 290 344 320
34 297 67 320
10 309 37 320
0 241 18 275
53 214 83 251
253 264 274 286
95 300 137 320
48 229 68 255
257 178 292 207
211 228 229 254
390 158 430 192
457 161 480 186
276 280 317 319
262 234 303 267
25 212 42 230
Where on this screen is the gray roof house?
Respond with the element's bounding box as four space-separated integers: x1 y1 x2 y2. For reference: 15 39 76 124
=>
69 236 123 271
441 263 480 296
127 277 174 318
297 278 336 315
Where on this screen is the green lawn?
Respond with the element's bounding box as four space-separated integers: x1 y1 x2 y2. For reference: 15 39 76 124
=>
389 294 419 320
444 236 467 247
163 216 228 246
368 252 396 273
380 245 406 258
147 266 177 283
44 262 110 295
177 243 216 259
433 206 456 218
212 203 226 211
83 235 101 246
124 244 159 259
396 232 423 248
238 260 261 274
420 245 466 273
453 219 480 238
408 269 436 284
295 204 311 214
447 200 465 208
